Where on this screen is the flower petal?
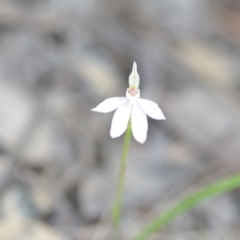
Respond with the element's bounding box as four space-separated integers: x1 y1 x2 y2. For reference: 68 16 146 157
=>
138 98 166 120
131 102 148 144
110 101 131 138
92 97 128 113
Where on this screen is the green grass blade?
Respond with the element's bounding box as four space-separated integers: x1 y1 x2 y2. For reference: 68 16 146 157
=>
132 173 240 240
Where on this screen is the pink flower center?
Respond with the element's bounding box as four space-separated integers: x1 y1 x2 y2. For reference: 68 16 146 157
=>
128 88 138 97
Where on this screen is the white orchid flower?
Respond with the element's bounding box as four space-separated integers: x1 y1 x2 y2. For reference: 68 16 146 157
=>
92 62 165 144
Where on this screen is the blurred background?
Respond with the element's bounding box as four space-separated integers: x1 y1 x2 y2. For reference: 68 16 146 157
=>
0 0 240 239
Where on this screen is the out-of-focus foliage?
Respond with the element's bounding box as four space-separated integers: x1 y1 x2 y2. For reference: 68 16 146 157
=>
133 173 240 240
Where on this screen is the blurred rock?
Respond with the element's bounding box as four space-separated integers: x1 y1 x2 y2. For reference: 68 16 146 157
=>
176 40 234 87
0 155 12 184
1 186 36 220
0 218 67 240
80 169 113 221
75 55 122 97
31 187 55 216
22 119 57 166
0 81 34 149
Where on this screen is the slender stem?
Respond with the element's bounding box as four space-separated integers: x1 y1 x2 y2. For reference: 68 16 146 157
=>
112 120 132 236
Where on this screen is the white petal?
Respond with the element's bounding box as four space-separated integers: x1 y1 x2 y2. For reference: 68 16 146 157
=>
92 97 128 113
110 101 132 138
138 98 166 120
131 102 148 144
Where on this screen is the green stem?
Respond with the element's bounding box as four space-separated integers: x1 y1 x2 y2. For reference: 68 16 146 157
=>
112 120 132 236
